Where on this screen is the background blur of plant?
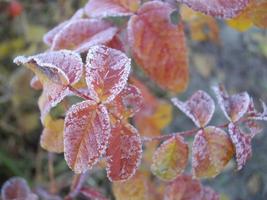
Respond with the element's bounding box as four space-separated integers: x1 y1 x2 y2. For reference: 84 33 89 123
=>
0 0 267 199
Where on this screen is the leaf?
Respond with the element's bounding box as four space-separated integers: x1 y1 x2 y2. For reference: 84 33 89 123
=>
227 0 267 30
14 50 83 122
106 122 142 181
212 85 250 122
85 45 131 103
1 177 38 200
85 0 140 18
247 99 267 121
64 101 110 173
128 1 189 93
172 90 215 128
14 50 83 85
192 126 234 178
228 123 253 170
80 186 108 200
107 84 143 119
43 8 85 45
112 172 148 200
163 175 202 200
40 115 64 153
151 136 189 181
177 0 250 18
51 19 118 53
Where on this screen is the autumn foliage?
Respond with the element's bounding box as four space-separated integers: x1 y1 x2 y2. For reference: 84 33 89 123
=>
2 0 267 199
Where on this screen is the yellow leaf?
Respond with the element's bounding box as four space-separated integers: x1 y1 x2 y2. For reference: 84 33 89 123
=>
40 115 64 153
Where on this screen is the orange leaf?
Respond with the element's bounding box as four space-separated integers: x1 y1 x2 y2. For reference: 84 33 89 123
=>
128 1 189 93
151 136 189 181
192 126 234 178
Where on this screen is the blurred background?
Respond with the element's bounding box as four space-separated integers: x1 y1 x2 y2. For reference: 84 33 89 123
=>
0 0 267 199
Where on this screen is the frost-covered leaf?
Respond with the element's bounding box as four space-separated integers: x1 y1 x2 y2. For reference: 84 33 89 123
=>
228 123 254 170
107 84 143 119
14 50 83 122
1 177 38 200
212 85 250 122
14 50 83 85
43 8 84 45
112 173 148 200
128 1 189 93
51 19 118 53
247 99 267 121
227 0 267 30
85 45 131 103
64 101 110 173
192 126 234 178
85 0 140 18
172 90 215 128
151 136 189 181
40 115 64 153
177 0 249 18
163 175 202 200
37 83 70 123
80 187 108 200
106 123 142 181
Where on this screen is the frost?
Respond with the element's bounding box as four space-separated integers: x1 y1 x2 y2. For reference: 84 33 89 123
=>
128 1 189 93
43 8 85 45
106 123 142 181
51 19 118 53
171 90 215 127
228 123 253 170
64 100 111 173
192 127 234 178
1 177 38 200
212 85 250 122
14 50 83 85
177 0 249 19
151 135 189 181
85 0 140 18
85 45 131 104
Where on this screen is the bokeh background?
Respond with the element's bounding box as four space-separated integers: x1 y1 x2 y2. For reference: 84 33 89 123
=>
0 0 267 199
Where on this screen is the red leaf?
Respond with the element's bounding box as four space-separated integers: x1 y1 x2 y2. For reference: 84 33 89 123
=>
107 84 143 119
43 8 84 46
213 85 250 122
164 175 202 200
247 99 267 121
14 50 83 85
172 90 215 127
80 187 108 200
1 177 38 200
128 1 189 93
85 45 131 103
177 0 249 18
30 76 42 90
85 0 140 18
51 19 118 53
64 101 110 173
228 123 253 170
192 126 234 178
14 50 83 122
106 123 142 181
